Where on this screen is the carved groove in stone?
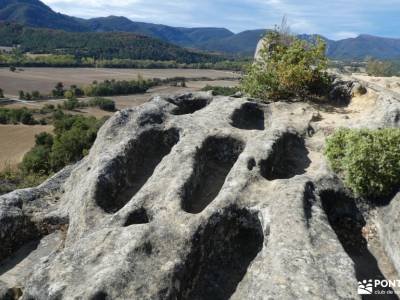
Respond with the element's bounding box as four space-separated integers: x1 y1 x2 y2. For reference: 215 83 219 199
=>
230 102 265 130
96 128 180 213
260 133 310 180
181 137 244 214
175 207 264 300
166 96 210 115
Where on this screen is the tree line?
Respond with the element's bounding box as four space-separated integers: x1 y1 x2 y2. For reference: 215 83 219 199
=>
14 75 222 103
0 52 247 71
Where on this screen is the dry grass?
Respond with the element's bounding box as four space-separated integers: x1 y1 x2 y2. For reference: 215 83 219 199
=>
0 124 53 171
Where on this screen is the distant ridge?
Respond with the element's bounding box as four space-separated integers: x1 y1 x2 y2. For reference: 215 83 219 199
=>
0 22 222 63
0 0 87 31
1 0 400 59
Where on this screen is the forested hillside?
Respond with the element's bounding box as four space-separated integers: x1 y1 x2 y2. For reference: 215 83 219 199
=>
0 0 87 31
0 22 223 63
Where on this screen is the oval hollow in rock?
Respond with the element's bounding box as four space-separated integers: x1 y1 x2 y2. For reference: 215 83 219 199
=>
173 207 264 300
181 136 244 214
230 102 265 130
260 133 310 180
166 95 210 115
95 128 180 214
123 208 150 226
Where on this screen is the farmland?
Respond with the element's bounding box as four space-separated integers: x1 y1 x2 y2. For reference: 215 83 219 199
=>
0 67 240 170
0 67 240 97
0 124 53 170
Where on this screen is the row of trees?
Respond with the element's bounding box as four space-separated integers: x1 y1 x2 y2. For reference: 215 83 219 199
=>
84 77 154 97
0 52 247 71
17 76 189 103
0 108 36 125
62 97 115 112
366 57 400 77
19 90 43 100
17 82 67 101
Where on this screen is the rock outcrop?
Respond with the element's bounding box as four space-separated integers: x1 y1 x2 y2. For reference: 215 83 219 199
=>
0 87 399 299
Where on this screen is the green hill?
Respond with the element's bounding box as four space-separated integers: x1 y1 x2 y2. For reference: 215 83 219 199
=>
327 35 400 60
198 30 266 55
0 22 223 63
0 0 88 31
0 0 235 49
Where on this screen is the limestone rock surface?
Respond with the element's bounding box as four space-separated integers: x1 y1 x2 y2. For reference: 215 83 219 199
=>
0 87 399 300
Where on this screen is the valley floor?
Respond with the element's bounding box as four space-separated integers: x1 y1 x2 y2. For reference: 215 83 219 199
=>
0 68 239 170
0 124 53 171
0 67 240 97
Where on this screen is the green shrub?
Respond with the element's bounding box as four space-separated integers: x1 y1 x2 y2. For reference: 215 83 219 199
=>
69 85 84 97
20 110 35 124
52 82 65 98
0 108 36 125
20 113 107 175
50 114 105 171
35 132 53 147
201 85 239 96
241 30 330 101
21 145 52 174
84 77 154 97
366 57 397 77
40 104 56 114
64 90 74 100
62 98 82 110
0 166 49 195
24 93 32 101
63 97 116 112
21 132 53 174
325 128 400 198
31 90 41 100
88 97 116 111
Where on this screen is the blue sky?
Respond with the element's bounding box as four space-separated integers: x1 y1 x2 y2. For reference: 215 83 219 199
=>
41 0 400 40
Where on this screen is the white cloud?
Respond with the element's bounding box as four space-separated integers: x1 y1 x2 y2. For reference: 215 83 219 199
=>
332 31 359 40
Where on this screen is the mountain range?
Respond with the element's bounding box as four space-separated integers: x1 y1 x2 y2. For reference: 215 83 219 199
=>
1 0 400 59
0 22 222 63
